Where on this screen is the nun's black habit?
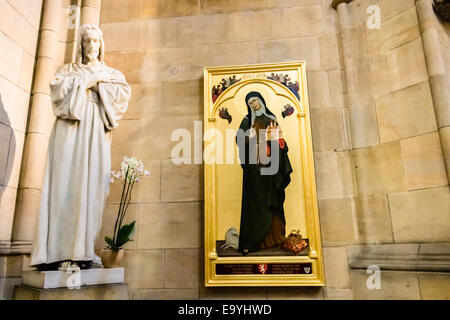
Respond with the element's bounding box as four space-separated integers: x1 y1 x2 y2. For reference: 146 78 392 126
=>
236 91 293 254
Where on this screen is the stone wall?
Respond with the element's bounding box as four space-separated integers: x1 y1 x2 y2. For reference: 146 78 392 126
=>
99 0 350 299
0 0 43 299
98 0 450 300
0 0 449 300
337 0 449 245
0 0 42 248
329 0 449 299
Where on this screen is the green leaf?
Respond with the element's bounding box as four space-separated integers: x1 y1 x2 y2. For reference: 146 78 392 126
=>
115 221 136 248
105 236 114 246
128 220 136 238
105 236 114 247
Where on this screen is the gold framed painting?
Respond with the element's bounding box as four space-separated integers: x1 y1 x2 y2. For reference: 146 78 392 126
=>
203 62 324 287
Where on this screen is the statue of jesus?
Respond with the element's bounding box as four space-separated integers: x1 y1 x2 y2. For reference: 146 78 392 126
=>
30 24 131 270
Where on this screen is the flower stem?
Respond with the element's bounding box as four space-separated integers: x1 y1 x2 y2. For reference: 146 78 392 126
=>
116 174 133 243
113 167 129 245
120 180 135 229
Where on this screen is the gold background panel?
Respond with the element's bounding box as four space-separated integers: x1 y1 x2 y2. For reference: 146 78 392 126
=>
211 81 307 241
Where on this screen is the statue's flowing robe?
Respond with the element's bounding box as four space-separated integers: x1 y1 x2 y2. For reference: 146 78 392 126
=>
31 63 131 266
236 114 293 253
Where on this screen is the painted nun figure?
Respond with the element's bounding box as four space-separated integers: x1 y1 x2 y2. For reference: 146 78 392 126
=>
30 25 131 270
236 92 293 255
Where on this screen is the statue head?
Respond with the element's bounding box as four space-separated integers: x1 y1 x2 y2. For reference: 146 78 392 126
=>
76 24 105 65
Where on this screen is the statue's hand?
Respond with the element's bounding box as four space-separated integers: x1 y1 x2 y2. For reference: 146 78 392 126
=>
97 70 117 84
99 74 117 84
85 71 116 88
85 72 104 88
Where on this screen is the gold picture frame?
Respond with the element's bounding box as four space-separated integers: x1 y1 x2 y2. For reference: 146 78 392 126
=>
203 62 324 287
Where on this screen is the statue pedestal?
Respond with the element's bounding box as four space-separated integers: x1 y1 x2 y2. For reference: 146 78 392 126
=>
21 267 124 289
13 268 128 300
13 283 128 300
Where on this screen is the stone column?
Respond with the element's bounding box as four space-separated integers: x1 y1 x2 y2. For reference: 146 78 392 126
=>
10 0 62 251
415 0 450 183
81 0 102 25
334 0 379 149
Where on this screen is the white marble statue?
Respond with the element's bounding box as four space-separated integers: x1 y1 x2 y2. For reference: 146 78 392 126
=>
31 24 131 270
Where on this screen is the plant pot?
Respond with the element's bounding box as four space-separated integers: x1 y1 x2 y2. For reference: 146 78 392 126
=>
101 249 124 268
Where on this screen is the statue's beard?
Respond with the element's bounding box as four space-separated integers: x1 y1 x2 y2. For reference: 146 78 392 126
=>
84 51 99 63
